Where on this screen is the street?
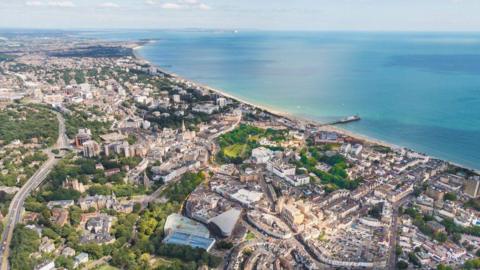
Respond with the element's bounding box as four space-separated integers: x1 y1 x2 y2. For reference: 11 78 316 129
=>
387 196 413 270
0 112 69 270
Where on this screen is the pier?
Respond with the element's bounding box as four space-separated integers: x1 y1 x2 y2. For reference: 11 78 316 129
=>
320 115 361 126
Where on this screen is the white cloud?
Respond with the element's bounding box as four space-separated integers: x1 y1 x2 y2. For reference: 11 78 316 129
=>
25 1 44 6
181 0 198 4
198 3 210 10
26 1 76 7
47 1 75 7
99 2 120 8
144 0 156 5
160 3 183 9
157 0 211 10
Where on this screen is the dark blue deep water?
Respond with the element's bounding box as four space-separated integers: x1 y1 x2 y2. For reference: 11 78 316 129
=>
85 31 480 170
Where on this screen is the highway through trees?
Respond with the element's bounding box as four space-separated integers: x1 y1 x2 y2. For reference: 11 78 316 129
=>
0 112 69 270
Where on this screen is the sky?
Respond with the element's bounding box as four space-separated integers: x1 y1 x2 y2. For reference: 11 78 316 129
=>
0 0 480 31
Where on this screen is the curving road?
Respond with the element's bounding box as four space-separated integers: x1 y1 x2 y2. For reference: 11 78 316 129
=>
0 111 69 270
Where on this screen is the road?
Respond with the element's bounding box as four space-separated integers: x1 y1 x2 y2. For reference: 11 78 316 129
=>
0 111 69 270
386 196 412 270
141 183 170 208
387 207 400 270
140 112 242 209
83 256 111 270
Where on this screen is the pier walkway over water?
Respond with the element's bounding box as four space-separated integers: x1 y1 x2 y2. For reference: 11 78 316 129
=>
319 115 361 126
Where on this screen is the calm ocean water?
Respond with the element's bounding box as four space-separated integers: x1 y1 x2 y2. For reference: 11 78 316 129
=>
83 31 480 170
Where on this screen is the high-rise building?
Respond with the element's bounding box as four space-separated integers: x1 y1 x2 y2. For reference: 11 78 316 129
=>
216 97 227 107
75 128 92 147
82 140 100 158
281 204 304 226
143 171 151 188
63 178 86 193
172 94 181 103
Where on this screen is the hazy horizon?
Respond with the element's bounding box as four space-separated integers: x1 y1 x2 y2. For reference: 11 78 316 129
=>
2 28 480 34
1 0 480 32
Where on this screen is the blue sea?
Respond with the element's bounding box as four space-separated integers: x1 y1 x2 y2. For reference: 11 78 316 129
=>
83 30 480 170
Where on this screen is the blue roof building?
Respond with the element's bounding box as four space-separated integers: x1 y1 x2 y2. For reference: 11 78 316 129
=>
162 213 216 251
163 231 216 251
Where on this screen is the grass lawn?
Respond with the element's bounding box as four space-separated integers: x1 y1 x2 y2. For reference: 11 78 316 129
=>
94 265 119 270
223 143 249 159
245 231 256 241
152 256 177 268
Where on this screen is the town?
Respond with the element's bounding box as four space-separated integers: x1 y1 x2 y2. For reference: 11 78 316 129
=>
0 33 479 270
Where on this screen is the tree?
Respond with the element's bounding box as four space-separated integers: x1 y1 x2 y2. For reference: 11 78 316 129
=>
0 105 59 146
434 232 448 243
444 192 457 201
396 260 408 269
42 227 61 241
41 188 81 201
138 217 158 236
68 205 82 226
111 247 138 269
463 258 480 270
139 253 151 269
64 226 80 246
133 202 142 213
127 134 137 145
464 199 480 211
165 172 205 203
55 255 74 270
452 233 462 244
78 243 105 259
155 243 222 268
395 245 403 256
437 264 453 270
87 184 111 196
41 208 52 220
368 203 383 219
216 240 234 250
10 225 40 270
408 252 421 267
113 213 138 240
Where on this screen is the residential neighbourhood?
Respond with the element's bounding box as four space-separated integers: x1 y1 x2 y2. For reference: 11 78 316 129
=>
0 34 479 270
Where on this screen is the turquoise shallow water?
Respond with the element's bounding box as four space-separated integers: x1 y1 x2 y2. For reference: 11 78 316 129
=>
86 31 480 170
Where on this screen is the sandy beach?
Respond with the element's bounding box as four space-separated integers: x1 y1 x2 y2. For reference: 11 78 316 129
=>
133 43 296 118
132 43 478 174
132 44 399 147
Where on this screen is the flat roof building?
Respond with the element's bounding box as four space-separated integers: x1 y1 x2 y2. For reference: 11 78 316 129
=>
164 213 210 238
162 214 216 251
163 231 215 251
464 177 480 198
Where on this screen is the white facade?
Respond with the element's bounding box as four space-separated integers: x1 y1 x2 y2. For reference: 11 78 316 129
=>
251 147 274 164
216 97 227 107
230 189 263 208
285 174 310 186
173 94 181 103
35 261 55 270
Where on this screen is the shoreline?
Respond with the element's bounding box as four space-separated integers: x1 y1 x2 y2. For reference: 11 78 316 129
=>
132 43 480 175
133 43 294 118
